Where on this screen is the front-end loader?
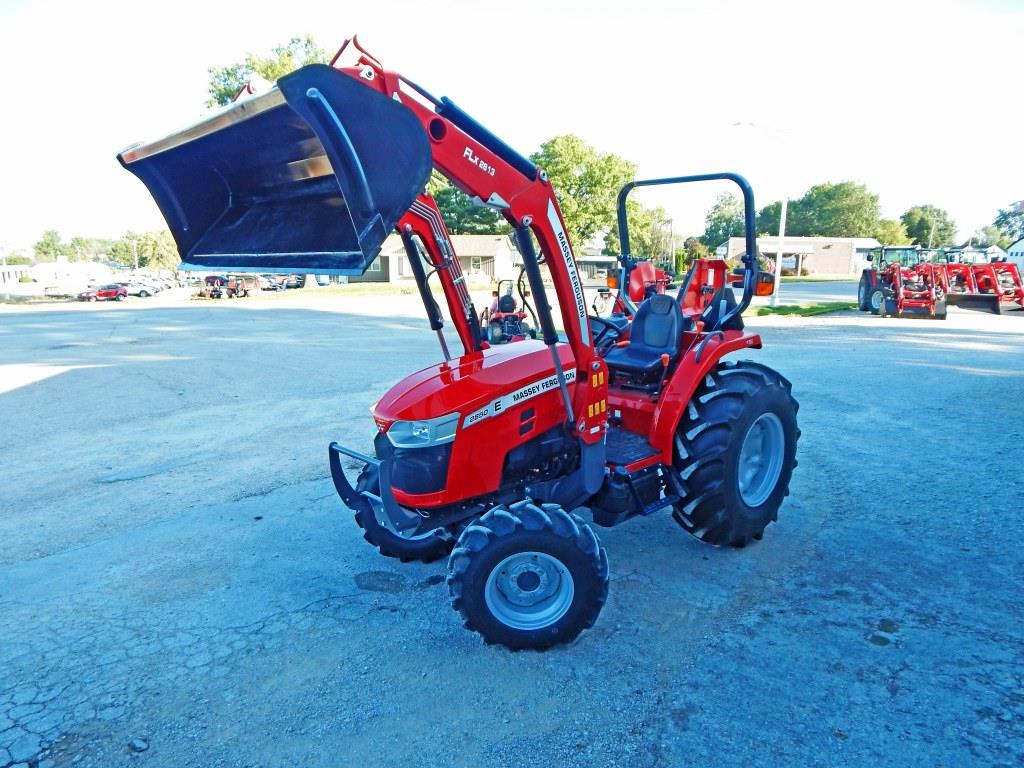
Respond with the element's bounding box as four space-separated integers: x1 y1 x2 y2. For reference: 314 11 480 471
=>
118 38 799 650
858 246 947 319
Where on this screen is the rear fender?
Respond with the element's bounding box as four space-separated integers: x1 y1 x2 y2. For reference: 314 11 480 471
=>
649 331 762 462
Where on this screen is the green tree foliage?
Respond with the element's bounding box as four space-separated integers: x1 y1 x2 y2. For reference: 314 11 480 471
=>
3 252 31 265
34 230 71 261
973 225 1010 249
604 201 672 264
207 35 328 106
110 231 180 271
428 174 508 235
901 205 957 247
701 193 745 248
529 135 636 249
993 205 1024 243
758 182 881 238
873 219 912 245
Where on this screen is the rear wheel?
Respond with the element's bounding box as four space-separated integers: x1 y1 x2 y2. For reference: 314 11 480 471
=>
487 321 504 345
857 276 871 311
448 502 608 650
672 361 799 547
353 465 454 563
116 294 125 301
934 298 947 320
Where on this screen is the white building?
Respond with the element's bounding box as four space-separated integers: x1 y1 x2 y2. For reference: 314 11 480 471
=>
350 234 519 283
1006 237 1024 271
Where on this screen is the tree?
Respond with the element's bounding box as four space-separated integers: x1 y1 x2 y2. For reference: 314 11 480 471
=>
604 201 672 264
428 174 508 235
3 252 31 265
993 204 1024 243
972 225 1010 249
901 205 957 247
207 35 328 106
110 231 179 271
793 182 879 237
873 219 912 245
701 193 745 249
758 182 881 238
529 135 636 249
34 230 70 262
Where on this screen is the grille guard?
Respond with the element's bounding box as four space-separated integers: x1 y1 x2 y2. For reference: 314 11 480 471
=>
328 442 410 533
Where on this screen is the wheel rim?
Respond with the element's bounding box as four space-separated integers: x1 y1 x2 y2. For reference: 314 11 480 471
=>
870 290 882 311
484 551 574 631
737 412 786 508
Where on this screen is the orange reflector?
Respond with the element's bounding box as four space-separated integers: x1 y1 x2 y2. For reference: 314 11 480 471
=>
606 275 618 289
755 272 776 296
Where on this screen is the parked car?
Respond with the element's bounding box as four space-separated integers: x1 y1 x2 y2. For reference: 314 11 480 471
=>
226 275 261 297
80 284 127 302
123 282 157 297
259 275 286 291
284 274 305 289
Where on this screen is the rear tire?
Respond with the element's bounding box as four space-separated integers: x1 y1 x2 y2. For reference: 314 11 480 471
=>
353 465 454 563
857 276 871 311
487 321 504 345
672 361 800 548
934 298 947 320
448 502 609 650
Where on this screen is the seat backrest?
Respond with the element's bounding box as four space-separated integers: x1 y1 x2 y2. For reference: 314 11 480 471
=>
497 294 516 313
630 294 684 355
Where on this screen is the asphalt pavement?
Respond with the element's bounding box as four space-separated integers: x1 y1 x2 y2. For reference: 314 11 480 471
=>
1 295 1022 767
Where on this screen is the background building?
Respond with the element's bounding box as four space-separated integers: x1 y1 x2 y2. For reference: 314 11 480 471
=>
717 236 881 276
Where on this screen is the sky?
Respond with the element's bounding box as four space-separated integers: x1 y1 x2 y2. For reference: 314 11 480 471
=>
0 0 1021 255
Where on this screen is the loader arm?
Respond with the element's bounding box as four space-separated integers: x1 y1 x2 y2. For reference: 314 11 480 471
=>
330 55 606 440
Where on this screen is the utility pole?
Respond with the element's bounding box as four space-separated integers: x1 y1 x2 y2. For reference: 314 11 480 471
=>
770 198 787 308
131 240 138 271
928 217 936 249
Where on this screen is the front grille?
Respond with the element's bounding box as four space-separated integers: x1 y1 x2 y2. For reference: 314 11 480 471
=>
390 443 452 495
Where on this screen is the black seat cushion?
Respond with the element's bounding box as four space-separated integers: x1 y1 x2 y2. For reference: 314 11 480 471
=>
497 294 516 313
700 286 744 332
603 294 687 376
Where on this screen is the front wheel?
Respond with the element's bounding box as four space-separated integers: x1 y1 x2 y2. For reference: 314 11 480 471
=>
352 465 454 563
672 361 800 547
870 287 886 316
448 502 609 650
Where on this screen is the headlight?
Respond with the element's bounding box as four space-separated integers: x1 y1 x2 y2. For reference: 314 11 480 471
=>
386 412 460 448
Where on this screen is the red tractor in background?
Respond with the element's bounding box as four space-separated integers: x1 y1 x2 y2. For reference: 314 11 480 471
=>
941 256 1024 314
858 246 947 319
479 277 537 344
118 38 799 650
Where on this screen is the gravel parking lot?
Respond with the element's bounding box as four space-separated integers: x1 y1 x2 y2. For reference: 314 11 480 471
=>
1 295 1022 767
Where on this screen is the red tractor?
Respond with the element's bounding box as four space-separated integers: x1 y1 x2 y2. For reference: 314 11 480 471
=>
858 246 947 319
941 255 1024 314
479 277 537 344
118 39 799 650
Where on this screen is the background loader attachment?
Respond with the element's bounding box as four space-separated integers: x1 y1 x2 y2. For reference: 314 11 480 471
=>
118 64 432 274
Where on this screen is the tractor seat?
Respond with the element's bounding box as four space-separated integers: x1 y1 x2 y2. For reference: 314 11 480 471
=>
497 294 516 313
603 294 688 376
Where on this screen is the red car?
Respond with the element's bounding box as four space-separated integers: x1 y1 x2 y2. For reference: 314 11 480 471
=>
78 284 127 302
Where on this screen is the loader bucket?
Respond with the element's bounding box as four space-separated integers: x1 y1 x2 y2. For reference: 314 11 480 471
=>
117 64 432 274
945 293 1002 314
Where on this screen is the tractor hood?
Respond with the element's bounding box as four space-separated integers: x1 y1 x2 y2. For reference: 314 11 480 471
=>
117 64 432 274
373 341 577 430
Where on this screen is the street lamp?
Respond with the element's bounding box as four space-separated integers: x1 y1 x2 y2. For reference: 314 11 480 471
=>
771 198 787 308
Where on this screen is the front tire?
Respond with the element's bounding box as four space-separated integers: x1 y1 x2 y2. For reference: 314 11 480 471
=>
672 361 799 547
353 465 454 563
870 287 886 316
448 502 609 650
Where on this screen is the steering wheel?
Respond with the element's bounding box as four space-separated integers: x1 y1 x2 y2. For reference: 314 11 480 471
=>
589 315 622 355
